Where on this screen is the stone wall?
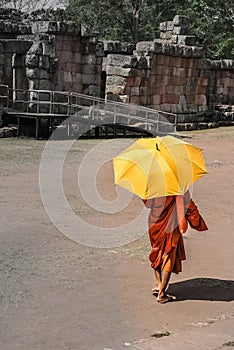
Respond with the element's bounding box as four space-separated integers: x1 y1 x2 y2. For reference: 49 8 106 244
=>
205 60 234 109
104 15 234 120
0 9 102 99
0 9 234 130
24 21 103 96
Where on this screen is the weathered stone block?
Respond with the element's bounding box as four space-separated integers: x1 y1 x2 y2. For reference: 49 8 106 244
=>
60 51 73 63
26 54 39 68
42 42 56 57
173 15 190 28
167 85 184 94
167 21 174 31
19 25 32 35
159 22 167 32
0 54 4 65
26 68 40 79
154 85 167 95
160 103 172 112
106 75 126 86
73 73 82 82
96 42 104 57
139 86 148 95
161 43 174 55
130 87 140 96
88 85 100 96
81 42 97 55
28 79 39 90
33 22 55 34
39 56 50 69
72 82 83 92
106 66 131 76
70 52 81 63
177 35 196 46
28 42 43 55
199 77 208 86
82 54 96 65
39 79 51 90
106 54 138 68
154 54 165 65
160 31 172 40
57 22 67 33
129 96 140 105
1 40 32 54
133 76 142 87
39 70 50 80
182 46 193 57
171 35 178 44
169 57 181 68
38 92 51 101
12 55 25 68
152 41 163 54
63 62 76 72
154 65 165 75
153 94 162 105
138 56 150 69
103 41 121 52
66 21 81 34
136 41 155 52
172 45 184 56
221 60 234 69
173 26 188 35
4 22 14 33
81 62 96 75
81 73 96 85
163 94 180 104
192 46 204 57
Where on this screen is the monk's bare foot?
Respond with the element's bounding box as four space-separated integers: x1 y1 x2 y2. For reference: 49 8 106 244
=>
157 294 176 304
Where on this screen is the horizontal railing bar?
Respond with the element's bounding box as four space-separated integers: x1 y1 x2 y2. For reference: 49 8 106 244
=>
0 85 177 128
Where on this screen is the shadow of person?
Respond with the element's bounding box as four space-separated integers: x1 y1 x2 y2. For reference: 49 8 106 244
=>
167 277 234 302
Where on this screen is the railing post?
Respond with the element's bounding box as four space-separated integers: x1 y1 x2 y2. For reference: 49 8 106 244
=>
174 113 177 133
6 85 9 112
67 92 69 116
156 113 159 134
36 90 39 115
49 91 52 115
113 101 116 124
145 111 148 130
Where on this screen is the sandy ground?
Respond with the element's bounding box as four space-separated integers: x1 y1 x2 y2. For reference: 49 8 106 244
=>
0 127 234 350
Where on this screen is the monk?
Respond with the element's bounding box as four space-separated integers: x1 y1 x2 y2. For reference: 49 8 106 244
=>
143 191 208 303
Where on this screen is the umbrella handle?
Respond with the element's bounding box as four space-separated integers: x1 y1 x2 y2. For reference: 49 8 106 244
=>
176 195 188 234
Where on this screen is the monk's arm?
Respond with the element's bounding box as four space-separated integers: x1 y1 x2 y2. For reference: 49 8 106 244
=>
185 199 208 231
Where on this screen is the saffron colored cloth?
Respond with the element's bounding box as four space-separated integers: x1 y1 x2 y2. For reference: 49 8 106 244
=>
143 192 208 274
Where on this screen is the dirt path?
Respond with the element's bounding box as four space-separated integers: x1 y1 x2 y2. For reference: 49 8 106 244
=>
0 128 234 350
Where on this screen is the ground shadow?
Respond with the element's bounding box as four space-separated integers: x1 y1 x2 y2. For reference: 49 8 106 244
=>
167 277 234 302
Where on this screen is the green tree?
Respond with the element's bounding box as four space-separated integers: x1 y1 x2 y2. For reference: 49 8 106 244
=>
170 0 234 59
65 0 176 42
0 0 68 11
65 0 234 59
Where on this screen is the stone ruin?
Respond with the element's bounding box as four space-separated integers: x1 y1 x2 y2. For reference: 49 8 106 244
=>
0 8 233 136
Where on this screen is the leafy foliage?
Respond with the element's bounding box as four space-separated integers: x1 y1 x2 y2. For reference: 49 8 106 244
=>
1 0 233 58
171 0 234 59
65 0 234 59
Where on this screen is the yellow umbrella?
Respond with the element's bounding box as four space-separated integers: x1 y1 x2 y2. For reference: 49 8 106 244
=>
113 135 207 200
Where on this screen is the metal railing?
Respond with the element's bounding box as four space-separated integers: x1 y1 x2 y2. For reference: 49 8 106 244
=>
0 85 177 134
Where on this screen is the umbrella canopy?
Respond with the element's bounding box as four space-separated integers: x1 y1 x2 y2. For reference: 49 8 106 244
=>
113 135 207 200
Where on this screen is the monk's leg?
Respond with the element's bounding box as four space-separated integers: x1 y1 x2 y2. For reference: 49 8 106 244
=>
157 269 171 301
152 267 161 293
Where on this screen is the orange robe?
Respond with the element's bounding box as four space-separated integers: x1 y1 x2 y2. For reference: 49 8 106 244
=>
143 192 208 274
